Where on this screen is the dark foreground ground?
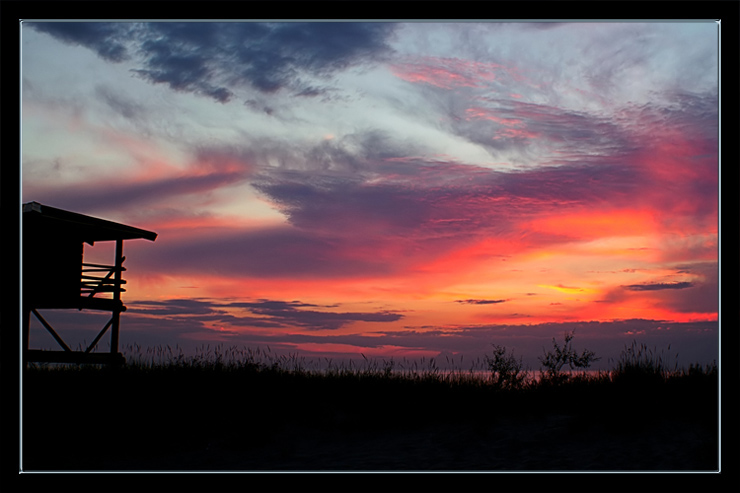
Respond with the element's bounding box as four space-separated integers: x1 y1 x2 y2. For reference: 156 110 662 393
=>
21 366 719 472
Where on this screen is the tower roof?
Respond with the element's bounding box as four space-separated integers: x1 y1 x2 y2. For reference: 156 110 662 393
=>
23 202 157 243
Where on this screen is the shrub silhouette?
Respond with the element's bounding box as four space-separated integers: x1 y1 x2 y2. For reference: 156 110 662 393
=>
485 344 529 390
538 330 600 384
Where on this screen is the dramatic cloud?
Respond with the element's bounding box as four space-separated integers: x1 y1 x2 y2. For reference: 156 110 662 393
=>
125 88 717 294
30 22 134 62
29 22 397 102
22 21 719 367
252 153 643 237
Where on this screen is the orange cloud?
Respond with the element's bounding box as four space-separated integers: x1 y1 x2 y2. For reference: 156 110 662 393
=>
527 209 658 240
538 284 598 295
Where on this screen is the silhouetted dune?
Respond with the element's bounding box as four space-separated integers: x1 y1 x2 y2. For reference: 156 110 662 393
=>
21 357 718 472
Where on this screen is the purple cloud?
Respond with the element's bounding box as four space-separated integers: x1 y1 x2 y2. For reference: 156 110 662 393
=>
622 282 695 291
455 299 507 305
136 225 400 279
127 298 403 332
24 169 247 215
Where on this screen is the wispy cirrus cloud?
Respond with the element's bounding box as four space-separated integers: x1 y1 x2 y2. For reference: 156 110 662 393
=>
24 168 247 214
23 144 256 216
389 56 518 90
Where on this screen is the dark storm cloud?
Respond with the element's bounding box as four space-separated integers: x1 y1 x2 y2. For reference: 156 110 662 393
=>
30 22 133 62
127 298 403 332
30 21 396 102
622 282 695 291
231 22 395 93
131 24 239 103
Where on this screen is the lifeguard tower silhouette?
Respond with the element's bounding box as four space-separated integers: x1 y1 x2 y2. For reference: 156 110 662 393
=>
22 202 157 365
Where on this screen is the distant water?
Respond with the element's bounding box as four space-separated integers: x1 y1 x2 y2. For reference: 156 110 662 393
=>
387 368 611 382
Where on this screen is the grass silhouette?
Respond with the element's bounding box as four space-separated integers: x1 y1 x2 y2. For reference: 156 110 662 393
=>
22 338 718 471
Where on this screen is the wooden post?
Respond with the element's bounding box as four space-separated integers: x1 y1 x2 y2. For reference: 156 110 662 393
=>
31 309 72 352
23 305 31 368
110 239 123 355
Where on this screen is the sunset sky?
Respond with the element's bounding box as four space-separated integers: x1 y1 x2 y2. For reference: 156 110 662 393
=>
21 21 720 369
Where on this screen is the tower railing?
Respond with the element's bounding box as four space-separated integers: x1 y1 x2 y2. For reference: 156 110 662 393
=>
80 260 126 298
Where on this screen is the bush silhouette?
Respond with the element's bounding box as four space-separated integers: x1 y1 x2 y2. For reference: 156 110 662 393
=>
485 344 529 390
538 330 600 384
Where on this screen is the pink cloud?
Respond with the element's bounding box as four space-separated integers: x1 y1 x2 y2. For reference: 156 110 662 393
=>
493 127 539 140
465 107 524 127
390 56 510 90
